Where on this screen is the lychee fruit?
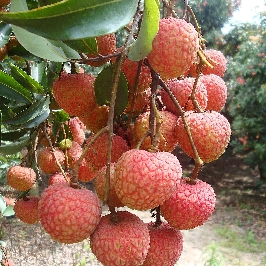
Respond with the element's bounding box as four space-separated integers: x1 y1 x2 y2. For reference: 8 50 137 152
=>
175 111 231 163
115 149 182 210
48 172 70 186
84 133 129 171
142 222 183 266
78 159 96 183
161 77 208 115
161 178 216 230
13 196 39 224
37 147 65 174
65 141 82 169
38 183 101 244
90 211 150 266
132 110 179 152
199 74 227 112
7 165 36 191
1 258 14 266
53 73 96 116
94 163 124 208
147 17 199 80
68 117 85 145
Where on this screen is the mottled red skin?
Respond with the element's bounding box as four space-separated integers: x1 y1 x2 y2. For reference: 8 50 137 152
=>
48 172 70 186
94 163 124 207
66 141 82 169
37 148 65 174
7 166 36 191
84 133 129 171
132 110 179 152
68 117 85 145
39 184 101 244
147 17 199 80
161 178 216 230
90 211 150 266
199 74 227 112
161 77 208 115
14 196 39 224
175 111 231 163
53 73 96 116
115 149 182 210
78 159 96 183
142 222 183 266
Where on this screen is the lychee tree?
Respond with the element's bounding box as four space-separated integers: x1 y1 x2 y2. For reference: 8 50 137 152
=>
0 0 232 265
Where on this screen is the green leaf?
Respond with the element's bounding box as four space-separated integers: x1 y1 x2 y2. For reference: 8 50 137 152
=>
9 63 45 94
63 38 98 54
0 22 12 48
0 136 31 155
3 205 15 217
3 96 50 126
1 129 29 141
0 195 6 215
1 0 138 41
0 70 33 104
94 64 128 116
128 0 160 61
52 109 70 123
21 108 50 128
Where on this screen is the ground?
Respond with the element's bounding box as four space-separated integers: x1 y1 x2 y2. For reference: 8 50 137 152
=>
1 147 266 266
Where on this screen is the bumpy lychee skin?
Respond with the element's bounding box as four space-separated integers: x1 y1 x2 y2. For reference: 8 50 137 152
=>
90 211 150 266
142 222 183 266
48 172 70 186
65 141 82 169
176 111 231 163
161 77 208 115
132 110 179 152
94 163 124 208
7 165 36 191
161 178 216 230
147 17 199 80
85 133 129 171
199 74 228 112
115 149 182 210
68 117 85 145
37 147 65 174
53 73 96 116
39 183 101 244
14 196 39 224
78 159 96 183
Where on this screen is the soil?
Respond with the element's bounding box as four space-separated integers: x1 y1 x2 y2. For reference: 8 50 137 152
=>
1 147 266 266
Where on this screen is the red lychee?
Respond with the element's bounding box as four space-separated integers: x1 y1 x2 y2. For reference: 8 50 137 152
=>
161 178 216 230
115 149 182 210
48 172 70 186
14 196 39 224
68 117 85 145
78 159 96 183
7 165 36 191
132 110 179 152
84 133 129 171
65 141 82 169
37 147 65 174
142 222 183 266
161 77 208 115
90 211 150 266
147 17 199 80
39 183 101 244
53 73 96 116
94 163 124 208
199 74 227 112
175 111 231 163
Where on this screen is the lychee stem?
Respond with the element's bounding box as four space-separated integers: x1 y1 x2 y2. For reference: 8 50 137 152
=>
190 74 203 113
154 206 162 227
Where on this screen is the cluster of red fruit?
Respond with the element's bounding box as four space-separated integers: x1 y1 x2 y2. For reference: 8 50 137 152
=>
6 16 231 266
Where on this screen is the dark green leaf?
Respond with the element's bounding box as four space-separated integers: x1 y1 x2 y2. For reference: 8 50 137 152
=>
0 136 31 155
94 64 128 116
1 129 29 141
21 108 50 128
63 38 98 54
9 63 45 94
0 22 12 47
128 0 160 61
0 0 138 41
0 70 33 104
52 109 70 123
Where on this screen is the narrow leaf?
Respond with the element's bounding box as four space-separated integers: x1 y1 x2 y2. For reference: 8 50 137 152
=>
0 195 6 215
1 129 29 141
128 0 160 61
63 38 98 54
0 22 12 47
0 136 31 155
0 0 138 41
21 108 50 128
0 70 33 104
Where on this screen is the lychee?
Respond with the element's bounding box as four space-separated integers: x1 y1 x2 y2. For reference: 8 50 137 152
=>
147 17 199 80
1 258 14 266
7 165 36 191
14 196 39 224
115 149 182 210
161 178 216 230
90 211 150 266
94 163 124 207
38 183 101 244
142 222 183 266
199 74 227 112
37 147 65 174
53 73 96 116
175 111 231 163
68 117 85 145
161 77 208 115
48 172 70 186
78 159 96 183
65 141 82 169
